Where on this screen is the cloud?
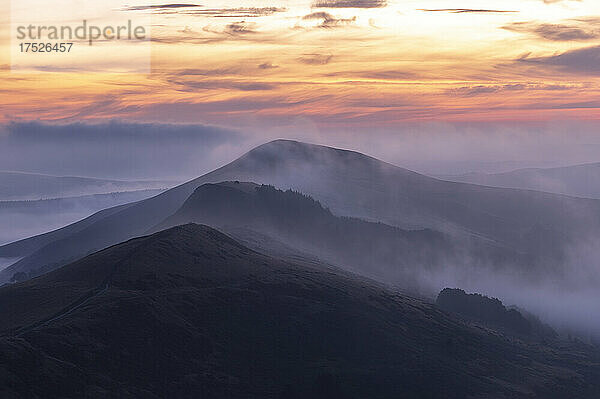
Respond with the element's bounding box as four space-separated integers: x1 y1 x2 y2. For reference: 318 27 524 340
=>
503 21 599 41
518 45 600 75
159 67 279 92
124 5 286 17
302 12 357 28
124 4 202 11
418 9 517 14
167 78 276 92
160 21 269 44
171 7 286 17
169 67 242 77
298 54 334 65
223 21 258 35
448 83 575 97
258 62 279 70
449 85 500 96
0 121 244 179
324 70 417 80
312 0 387 9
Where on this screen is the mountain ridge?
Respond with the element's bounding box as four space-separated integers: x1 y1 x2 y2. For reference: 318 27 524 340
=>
153 182 460 284
1 139 599 284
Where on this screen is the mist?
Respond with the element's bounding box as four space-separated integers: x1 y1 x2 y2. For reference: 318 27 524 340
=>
0 190 164 245
0 258 19 273
4 119 600 181
0 121 246 180
229 142 600 340
282 120 600 175
2 120 600 340
411 247 600 340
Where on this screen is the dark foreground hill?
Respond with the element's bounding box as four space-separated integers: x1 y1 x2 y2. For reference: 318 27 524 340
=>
0 224 599 398
436 288 557 340
2 140 600 283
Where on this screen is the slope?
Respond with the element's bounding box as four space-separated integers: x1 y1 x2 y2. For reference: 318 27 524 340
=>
1 224 598 398
440 162 600 199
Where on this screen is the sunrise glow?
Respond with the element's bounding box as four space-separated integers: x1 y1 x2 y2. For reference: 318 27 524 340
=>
1 0 600 129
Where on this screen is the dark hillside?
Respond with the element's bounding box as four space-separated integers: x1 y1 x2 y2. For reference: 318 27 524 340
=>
1 225 599 398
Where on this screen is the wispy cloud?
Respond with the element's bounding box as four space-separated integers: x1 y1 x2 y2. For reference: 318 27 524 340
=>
166 78 277 92
298 54 334 65
258 62 279 70
302 12 357 28
503 21 599 41
171 7 286 17
323 70 417 81
448 83 576 97
418 8 517 14
124 3 202 11
312 0 387 9
223 21 258 35
124 4 286 17
518 45 600 75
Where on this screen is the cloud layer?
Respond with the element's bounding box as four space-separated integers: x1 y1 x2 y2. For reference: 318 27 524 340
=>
0 121 244 179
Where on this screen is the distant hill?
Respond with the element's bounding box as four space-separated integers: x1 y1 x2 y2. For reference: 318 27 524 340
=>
2 140 600 284
1 224 598 398
439 163 600 199
0 171 173 201
0 189 165 246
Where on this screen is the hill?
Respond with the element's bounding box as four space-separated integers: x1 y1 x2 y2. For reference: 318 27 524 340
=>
1 224 598 398
154 182 529 285
440 163 600 199
0 189 164 246
0 171 171 201
2 140 599 283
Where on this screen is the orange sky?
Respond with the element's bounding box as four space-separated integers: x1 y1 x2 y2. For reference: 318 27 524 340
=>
1 0 600 130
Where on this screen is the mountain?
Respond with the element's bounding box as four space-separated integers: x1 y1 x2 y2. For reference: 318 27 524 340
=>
439 163 600 199
0 171 173 201
2 140 600 283
0 189 165 246
1 224 598 398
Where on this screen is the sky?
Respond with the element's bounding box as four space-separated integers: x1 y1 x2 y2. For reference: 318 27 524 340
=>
1 0 600 129
0 0 600 179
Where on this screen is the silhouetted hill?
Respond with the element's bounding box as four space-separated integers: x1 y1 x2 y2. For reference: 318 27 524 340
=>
1 224 598 398
2 140 600 283
436 288 557 340
440 163 600 199
155 182 527 284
